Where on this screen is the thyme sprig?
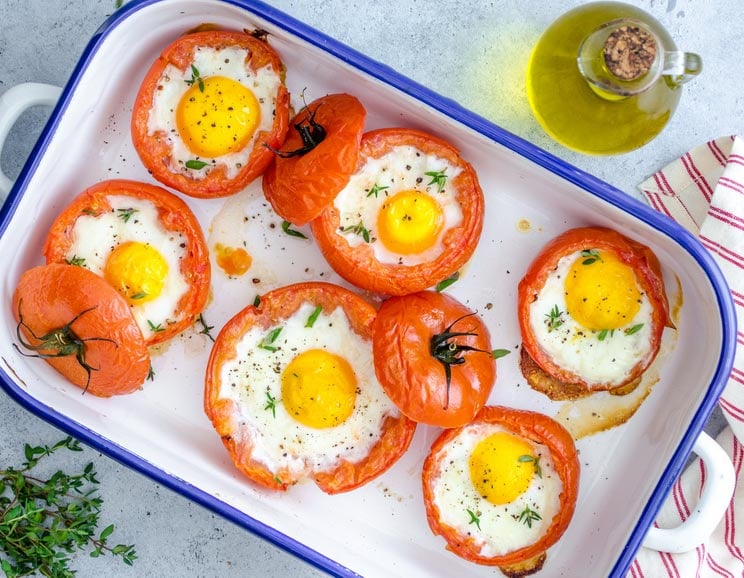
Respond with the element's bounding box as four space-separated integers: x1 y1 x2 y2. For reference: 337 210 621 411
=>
545 305 565 332
13 303 117 393
197 314 215 342
340 221 371 243
116 208 138 223
429 312 490 409
0 437 136 576
424 168 448 193
466 509 481 531
366 183 389 198
264 390 278 418
518 505 542 528
185 64 205 92
518 454 543 478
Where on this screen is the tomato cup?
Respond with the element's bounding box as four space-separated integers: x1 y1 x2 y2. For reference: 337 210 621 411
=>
204 282 417 494
262 93 367 226
131 30 290 198
422 406 580 575
12 264 151 397
311 127 484 296
43 179 211 347
372 291 496 428
517 226 672 394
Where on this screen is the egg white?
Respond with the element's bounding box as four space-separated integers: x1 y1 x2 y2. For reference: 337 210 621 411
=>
430 423 562 558
218 303 400 478
65 195 190 342
528 251 656 387
147 46 282 179
333 145 463 265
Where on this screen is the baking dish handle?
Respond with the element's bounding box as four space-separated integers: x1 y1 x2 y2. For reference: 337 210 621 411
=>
642 430 735 553
0 82 62 198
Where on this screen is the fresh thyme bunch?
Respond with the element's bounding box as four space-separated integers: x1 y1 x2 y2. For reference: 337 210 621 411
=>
0 437 136 577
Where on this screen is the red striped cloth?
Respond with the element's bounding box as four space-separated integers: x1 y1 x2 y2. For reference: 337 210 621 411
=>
631 136 744 577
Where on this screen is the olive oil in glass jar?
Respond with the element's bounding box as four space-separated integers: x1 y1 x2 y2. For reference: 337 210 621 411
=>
526 1 702 155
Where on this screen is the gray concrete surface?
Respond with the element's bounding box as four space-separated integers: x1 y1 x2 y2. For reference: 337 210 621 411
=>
0 0 739 576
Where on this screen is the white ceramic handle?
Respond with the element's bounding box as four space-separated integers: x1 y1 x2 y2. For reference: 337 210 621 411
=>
642 431 735 553
0 82 62 197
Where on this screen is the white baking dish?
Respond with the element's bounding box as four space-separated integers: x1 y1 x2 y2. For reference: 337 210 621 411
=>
0 0 737 576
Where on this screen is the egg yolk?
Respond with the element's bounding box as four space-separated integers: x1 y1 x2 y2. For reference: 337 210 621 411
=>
281 349 357 429
376 190 444 254
469 432 536 505
176 75 260 158
103 241 168 305
215 243 252 277
564 249 641 330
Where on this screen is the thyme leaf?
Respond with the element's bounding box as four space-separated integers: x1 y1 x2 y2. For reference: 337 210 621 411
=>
518 454 543 478
147 320 165 333
624 323 644 335
466 509 481 531
491 348 511 359
65 255 86 267
305 305 323 328
581 248 602 265
435 271 459 292
185 159 209 170
281 220 308 239
258 326 283 352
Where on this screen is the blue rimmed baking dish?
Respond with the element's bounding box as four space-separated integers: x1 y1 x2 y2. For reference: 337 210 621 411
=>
0 1 736 576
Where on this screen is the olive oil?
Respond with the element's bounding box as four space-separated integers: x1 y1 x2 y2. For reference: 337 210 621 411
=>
526 2 684 155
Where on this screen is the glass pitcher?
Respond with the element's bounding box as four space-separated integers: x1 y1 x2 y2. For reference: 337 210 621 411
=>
526 1 702 155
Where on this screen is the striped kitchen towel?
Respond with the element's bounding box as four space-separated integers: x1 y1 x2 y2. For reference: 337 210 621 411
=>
629 135 744 577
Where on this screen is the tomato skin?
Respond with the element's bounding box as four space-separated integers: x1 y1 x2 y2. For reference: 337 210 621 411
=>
373 291 495 428
517 226 671 391
262 93 366 226
204 282 417 493
422 406 580 568
43 179 211 346
131 30 290 199
311 128 484 296
12 264 150 397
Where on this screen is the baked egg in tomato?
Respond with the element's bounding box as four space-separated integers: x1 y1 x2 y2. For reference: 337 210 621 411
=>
311 128 484 296
131 30 290 198
204 282 416 493
43 180 210 347
422 406 579 575
518 227 672 394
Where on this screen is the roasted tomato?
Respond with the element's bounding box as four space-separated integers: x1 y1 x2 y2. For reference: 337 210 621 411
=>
517 226 672 393
43 179 210 346
12 264 150 397
204 282 417 494
372 291 495 428
422 406 580 575
311 127 484 296
262 93 366 226
131 30 290 198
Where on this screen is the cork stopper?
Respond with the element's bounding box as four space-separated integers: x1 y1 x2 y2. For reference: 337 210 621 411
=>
603 25 657 81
